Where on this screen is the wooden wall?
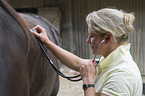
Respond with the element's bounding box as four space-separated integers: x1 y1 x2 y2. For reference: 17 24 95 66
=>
7 0 145 75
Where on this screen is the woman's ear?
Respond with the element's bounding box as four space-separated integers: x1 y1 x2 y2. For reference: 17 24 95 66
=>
104 33 112 44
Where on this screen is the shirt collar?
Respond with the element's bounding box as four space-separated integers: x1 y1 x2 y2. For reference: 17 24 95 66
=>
99 43 131 71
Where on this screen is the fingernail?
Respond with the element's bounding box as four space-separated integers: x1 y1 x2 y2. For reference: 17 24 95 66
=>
30 29 37 32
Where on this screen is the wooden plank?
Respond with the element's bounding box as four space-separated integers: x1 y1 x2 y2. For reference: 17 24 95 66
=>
38 7 61 34
136 28 141 65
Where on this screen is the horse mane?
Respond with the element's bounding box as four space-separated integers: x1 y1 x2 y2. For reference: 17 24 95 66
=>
0 0 31 57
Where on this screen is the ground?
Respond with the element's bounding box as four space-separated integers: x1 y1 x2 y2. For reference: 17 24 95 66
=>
57 65 83 96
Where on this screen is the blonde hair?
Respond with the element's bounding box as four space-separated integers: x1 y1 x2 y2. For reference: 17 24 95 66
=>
86 8 135 44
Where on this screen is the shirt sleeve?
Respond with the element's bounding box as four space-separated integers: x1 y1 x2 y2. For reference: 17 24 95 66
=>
101 69 135 96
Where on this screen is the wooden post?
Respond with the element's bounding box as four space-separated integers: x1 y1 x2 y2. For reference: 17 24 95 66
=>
136 28 141 65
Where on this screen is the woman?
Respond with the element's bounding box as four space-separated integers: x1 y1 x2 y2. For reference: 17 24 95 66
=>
31 8 142 96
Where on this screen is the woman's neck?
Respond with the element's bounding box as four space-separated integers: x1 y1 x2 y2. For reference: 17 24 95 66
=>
103 42 120 58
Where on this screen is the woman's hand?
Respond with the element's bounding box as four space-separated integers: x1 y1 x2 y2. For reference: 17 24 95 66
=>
80 60 96 84
31 25 50 44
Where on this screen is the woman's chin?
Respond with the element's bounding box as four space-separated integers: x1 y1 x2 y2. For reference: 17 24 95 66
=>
93 51 101 55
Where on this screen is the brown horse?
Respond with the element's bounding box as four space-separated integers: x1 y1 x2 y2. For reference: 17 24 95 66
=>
0 0 60 96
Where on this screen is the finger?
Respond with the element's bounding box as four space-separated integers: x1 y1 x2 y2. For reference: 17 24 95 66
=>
87 60 95 68
31 25 41 33
31 30 40 37
35 25 45 33
32 25 39 31
80 65 85 70
32 25 42 29
92 59 99 67
81 65 85 68
30 29 37 33
80 67 82 71
91 59 96 64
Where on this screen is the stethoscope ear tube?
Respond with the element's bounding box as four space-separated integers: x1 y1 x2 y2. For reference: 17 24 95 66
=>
93 39 105 66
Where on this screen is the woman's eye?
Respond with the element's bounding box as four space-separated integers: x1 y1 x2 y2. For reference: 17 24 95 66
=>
90 35 94 38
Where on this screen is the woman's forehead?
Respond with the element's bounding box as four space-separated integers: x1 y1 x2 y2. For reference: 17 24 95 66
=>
88 29 100 35
88 31 102 36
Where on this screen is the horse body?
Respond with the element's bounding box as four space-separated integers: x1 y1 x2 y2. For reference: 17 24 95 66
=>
19 13 61 96
0 0 60 96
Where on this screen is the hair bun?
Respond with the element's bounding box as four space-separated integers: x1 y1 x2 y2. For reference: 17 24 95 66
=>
123 12 135 33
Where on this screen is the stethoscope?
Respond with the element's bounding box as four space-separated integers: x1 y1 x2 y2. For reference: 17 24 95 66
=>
30 29 106 82
93 39 106 63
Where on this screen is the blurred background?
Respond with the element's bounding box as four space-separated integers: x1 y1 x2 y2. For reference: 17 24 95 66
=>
6 0 145 95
